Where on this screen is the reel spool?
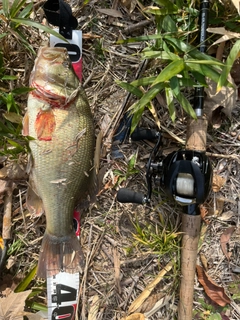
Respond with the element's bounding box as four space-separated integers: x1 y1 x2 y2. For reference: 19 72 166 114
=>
162 150 212 205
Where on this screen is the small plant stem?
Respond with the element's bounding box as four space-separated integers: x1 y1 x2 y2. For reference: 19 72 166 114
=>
3 181 13 240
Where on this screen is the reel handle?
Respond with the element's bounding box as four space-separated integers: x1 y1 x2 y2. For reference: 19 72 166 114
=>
131 128 158 141
117 188 146 205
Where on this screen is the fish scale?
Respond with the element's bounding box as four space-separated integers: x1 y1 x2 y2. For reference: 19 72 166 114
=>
23 47 95 278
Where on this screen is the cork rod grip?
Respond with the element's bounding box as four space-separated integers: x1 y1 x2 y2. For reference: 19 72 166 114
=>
178 117 207 320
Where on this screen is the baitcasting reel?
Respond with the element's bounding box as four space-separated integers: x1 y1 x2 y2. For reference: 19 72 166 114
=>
117 127 212 206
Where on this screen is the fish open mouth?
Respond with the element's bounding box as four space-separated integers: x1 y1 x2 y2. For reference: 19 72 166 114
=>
31 81 69 108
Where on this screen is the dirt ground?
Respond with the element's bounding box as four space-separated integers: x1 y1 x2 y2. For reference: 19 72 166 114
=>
0 1 240 319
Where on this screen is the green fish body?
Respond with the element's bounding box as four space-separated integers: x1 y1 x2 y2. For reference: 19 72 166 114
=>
23 47 95 278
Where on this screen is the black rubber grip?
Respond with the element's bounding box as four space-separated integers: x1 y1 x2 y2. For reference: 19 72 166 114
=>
117 188 145 204
131 128 158 141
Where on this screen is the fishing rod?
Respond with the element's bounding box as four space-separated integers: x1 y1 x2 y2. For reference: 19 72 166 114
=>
117 0 212 318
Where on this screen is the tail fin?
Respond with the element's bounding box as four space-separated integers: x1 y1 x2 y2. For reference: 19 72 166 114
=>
37 232 85 279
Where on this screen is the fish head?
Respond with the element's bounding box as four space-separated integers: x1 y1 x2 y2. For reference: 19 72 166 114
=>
30 47 80 107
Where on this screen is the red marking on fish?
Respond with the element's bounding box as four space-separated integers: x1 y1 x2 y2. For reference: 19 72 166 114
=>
35 109 56 141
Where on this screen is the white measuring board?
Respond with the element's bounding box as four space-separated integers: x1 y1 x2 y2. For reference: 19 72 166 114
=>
50 30 83 81
47 270 79 320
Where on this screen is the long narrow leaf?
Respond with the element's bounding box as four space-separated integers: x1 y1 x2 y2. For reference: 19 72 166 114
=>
130 103 145 134
153 0 179 11
152 59 185 85
0 33 7 40
165 86 176 121
217 39 240 90
144 5 178 15
115 80 143 98
170 76 197 119
186 59 224 66
185 61 221 83
18 2 33 18
14 265 37 293
166 37 222 67
2 0 9 17
116 34 164 44
132 83 165 112
11 18 68 42
9 0 27 18
131 76 157 87
142 50 181 61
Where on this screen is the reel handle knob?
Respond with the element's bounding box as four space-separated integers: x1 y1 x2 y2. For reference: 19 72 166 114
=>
117 188 146 204
131 128 158 141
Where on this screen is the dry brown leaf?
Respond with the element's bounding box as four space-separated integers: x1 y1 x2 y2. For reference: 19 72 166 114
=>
135 292 165 314
220 227 236 261
0 179 8 194
0 290 32 320
88 295 100 320
200 205 210 224
23 312 44 320
128 261 173 314
0 163 28 180
120 313 145 320
97 8 123 18
230 0 240 14
204 78 237 126
212 174 226 192
196 265 231 306
207 27 240 46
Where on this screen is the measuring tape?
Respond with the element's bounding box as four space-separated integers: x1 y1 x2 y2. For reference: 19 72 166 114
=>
47 270 79 320
37 211 81 319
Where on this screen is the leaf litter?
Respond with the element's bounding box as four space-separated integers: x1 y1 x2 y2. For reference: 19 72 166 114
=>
1 0 240 319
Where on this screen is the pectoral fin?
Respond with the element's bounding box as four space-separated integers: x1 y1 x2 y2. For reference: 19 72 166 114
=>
22 112 29 136
35 109 56 141
26 175 44 217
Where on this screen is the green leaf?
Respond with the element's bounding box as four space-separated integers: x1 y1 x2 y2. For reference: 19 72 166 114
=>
9 0 27 18
11 18 68 42
162 15 178 32
186 59 224 67
14 265 37 293
130 83 165 112
131 76 157 87
191 71 207 86
153 0 179 12
165 86 175 121
116 34 164 44
7 139 24 151
217 39 240 90
1 75 18 80
12 87 33 95
18 2 33 18
3 112 23 123
130 103 145 134
128 153 137 171
0 33 7 40
185 61 221 83
170 76 197 119
207 314 222 320
116 80 143 98
142 50 181 61
25 301 48 312
2 0 9 17
6 93 14 112
144 5 178 15
152 59 185 85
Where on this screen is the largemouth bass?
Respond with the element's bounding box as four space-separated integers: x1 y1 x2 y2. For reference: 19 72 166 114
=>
22 47 95 278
